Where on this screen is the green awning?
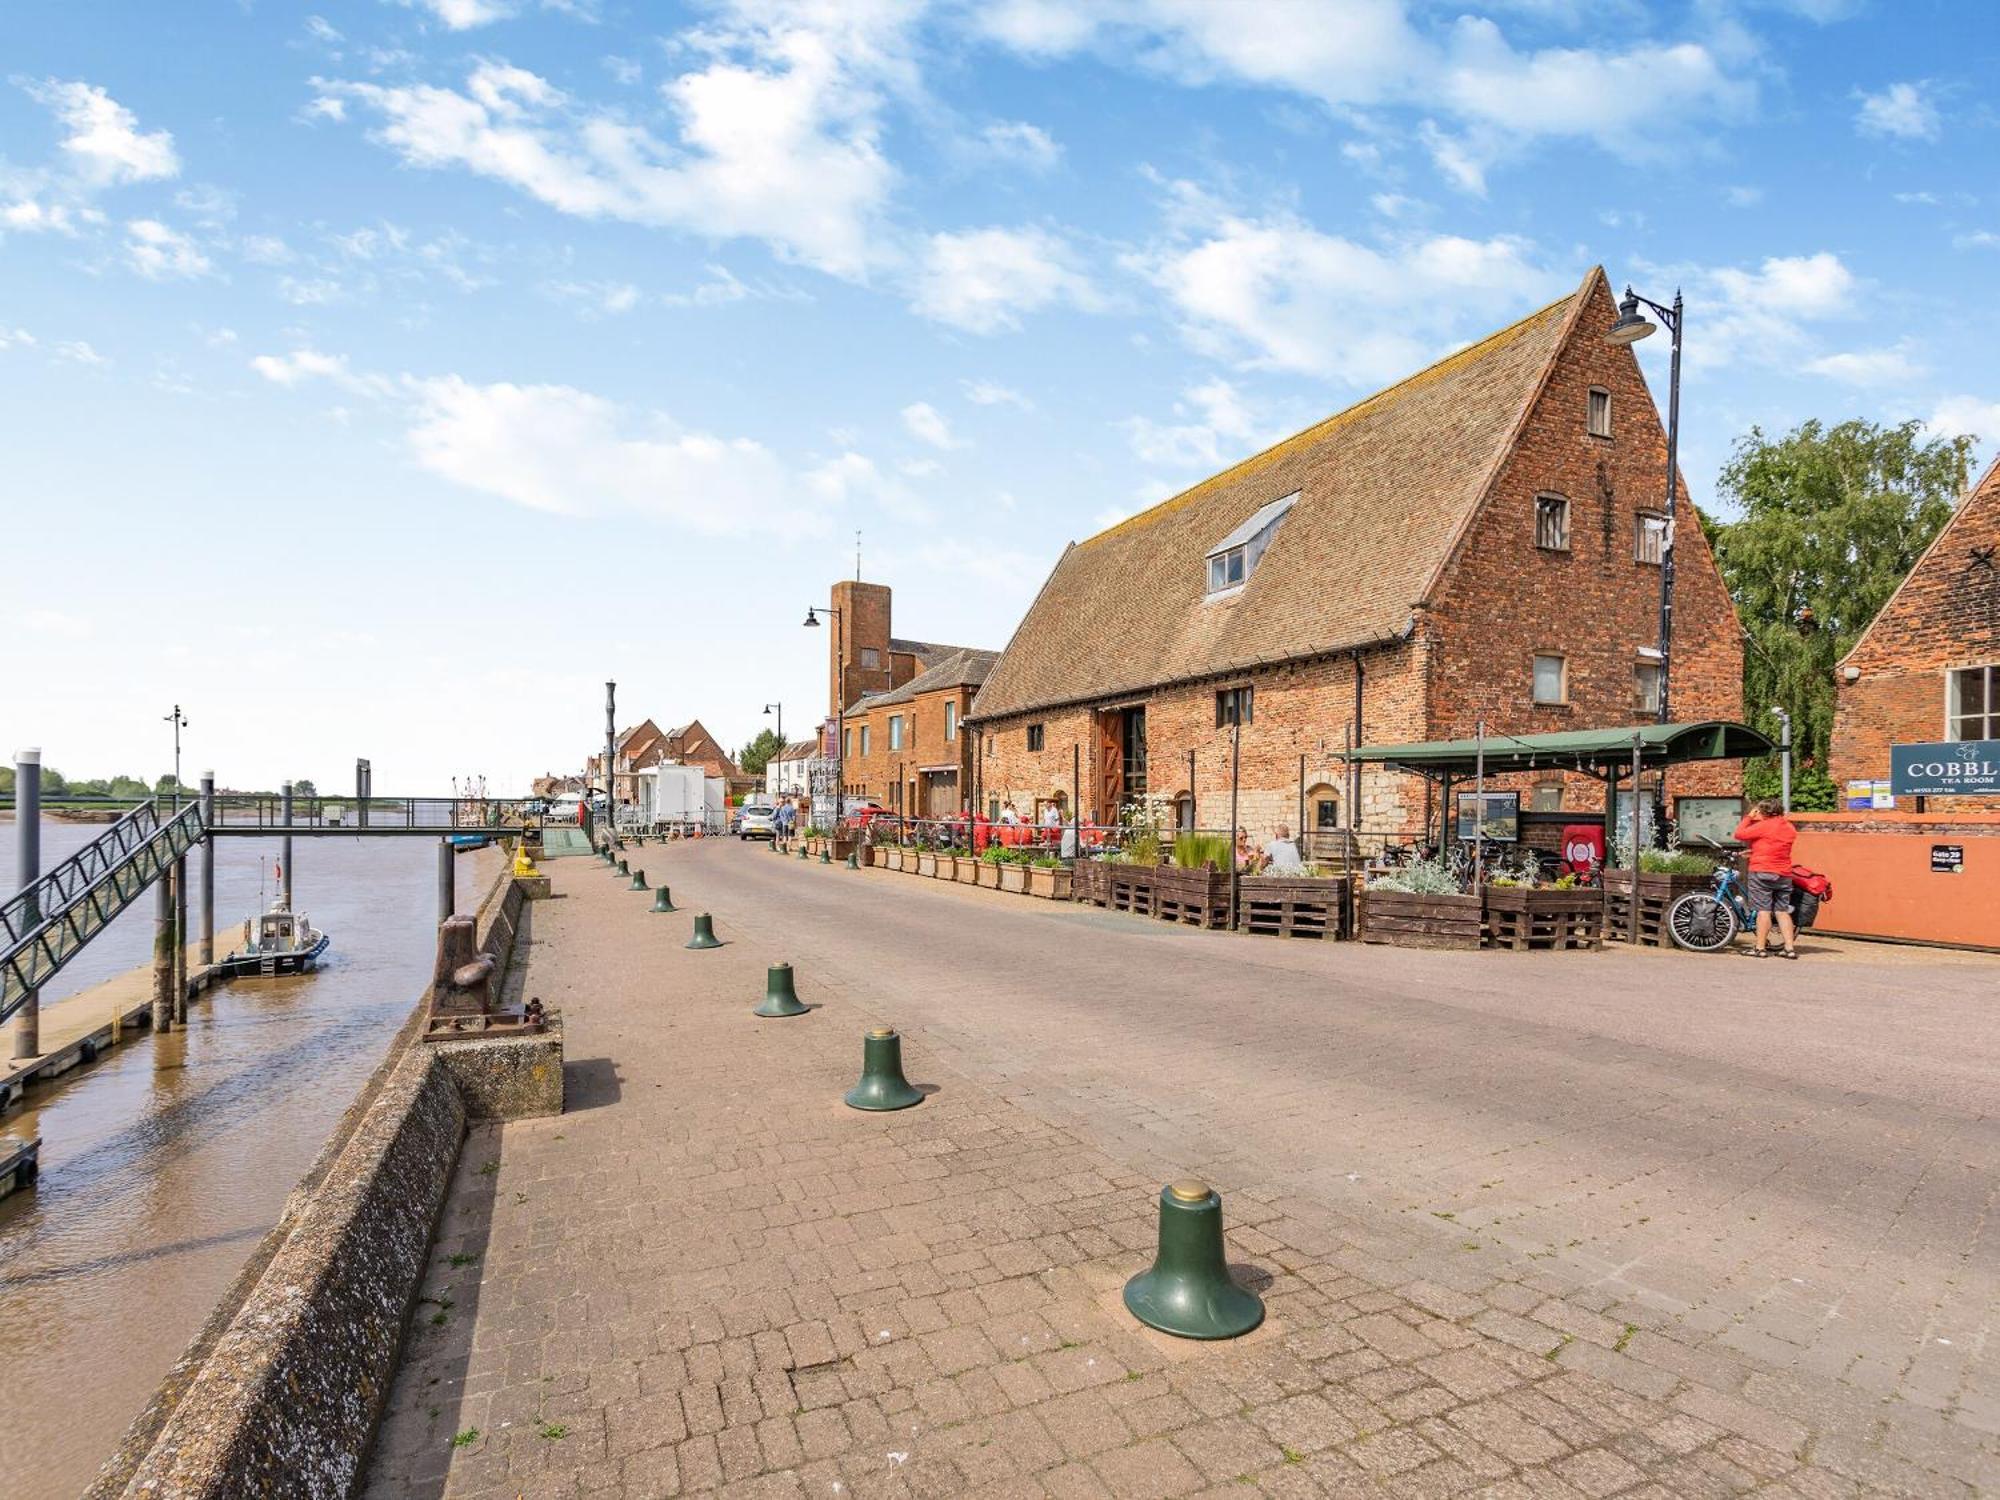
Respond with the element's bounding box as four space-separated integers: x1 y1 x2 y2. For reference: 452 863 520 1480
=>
1347 720 1773 780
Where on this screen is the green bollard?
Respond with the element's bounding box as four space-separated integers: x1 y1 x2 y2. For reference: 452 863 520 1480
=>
797 842 809 861
754 962 808 1018
615 857 629 877
651 885 676 913
845 850 861 871
819 844 833 865
1122 1181 1265 1340
685 912 722 950
844 1027 922 1110
633 833 646 847
628 868 648 891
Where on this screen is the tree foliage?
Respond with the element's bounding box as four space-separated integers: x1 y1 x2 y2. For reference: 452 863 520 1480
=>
1708 418 1973 774
737 728 784 777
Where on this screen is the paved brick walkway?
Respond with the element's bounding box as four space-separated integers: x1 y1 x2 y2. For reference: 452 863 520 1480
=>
367 844 2000 1498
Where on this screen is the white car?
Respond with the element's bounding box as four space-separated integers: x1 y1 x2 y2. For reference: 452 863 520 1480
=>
737 803 778 840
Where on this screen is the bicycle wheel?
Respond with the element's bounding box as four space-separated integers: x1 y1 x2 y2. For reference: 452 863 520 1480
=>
1667 892 1739 952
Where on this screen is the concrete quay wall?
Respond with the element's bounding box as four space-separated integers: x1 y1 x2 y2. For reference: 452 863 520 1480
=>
89 866 560 1499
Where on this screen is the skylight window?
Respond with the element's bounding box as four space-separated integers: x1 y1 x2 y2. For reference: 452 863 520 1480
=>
1204 492 1296 596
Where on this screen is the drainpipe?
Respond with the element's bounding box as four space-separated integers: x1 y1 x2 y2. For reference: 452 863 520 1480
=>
1349 651 1365 846
1772 706 1792 813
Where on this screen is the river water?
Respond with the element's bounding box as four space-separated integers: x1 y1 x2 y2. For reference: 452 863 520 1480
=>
0 817 497 1497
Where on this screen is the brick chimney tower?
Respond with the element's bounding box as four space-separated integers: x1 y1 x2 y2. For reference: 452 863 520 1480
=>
829 580 893 716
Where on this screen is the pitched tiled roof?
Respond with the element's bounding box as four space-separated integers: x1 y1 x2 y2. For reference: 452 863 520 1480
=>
848 648 999 713
889 637 979 666
1838 453 2000 669
971 272 1593 721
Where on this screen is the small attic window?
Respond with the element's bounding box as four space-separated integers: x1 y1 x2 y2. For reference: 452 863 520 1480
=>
1205 492 1297 596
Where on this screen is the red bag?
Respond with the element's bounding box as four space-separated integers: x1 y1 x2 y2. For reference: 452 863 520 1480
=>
1790 865 1832 901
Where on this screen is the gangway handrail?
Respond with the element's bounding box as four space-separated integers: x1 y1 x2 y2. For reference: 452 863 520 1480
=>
0 799 205 1022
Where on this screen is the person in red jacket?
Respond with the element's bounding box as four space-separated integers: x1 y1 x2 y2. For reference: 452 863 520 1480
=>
1732 799 1800 959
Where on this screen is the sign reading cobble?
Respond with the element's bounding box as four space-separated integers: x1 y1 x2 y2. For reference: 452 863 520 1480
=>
1889 739 2000 797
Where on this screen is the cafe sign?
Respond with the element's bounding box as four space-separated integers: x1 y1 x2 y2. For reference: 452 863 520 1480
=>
1889 740 2000 798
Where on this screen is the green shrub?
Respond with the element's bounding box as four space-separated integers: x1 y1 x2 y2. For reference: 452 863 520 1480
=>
1637 848 1716 876
1367 856 1460 895
1173 831 1233 870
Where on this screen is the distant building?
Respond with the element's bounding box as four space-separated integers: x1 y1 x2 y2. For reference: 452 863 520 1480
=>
765 740 817 800
1832 455 2000 809
967 267 1744 844
839 649 998 817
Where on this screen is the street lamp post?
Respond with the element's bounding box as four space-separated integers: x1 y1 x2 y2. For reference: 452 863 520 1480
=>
763 702 783 799
163 704 190 810
803 607 843 832
1605 285 1684 725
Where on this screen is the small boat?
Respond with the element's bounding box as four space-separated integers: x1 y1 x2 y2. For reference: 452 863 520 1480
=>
218 901 331 978
448 833 491 851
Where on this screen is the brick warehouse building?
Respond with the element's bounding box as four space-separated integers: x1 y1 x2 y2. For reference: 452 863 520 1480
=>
1831 454 2000 810
819 577 995 812
966 267 1743 846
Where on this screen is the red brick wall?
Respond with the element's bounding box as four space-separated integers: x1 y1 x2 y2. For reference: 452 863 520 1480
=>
1423 275 1743 813
1833 466 2000 808
973 646 1432 844
839 685 975 811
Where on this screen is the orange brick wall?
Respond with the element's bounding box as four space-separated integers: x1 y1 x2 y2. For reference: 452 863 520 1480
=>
1832 464 2000 811
839 685 975 809
830 580 894 715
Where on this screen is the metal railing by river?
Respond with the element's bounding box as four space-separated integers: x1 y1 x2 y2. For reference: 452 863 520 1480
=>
0 818 500 1498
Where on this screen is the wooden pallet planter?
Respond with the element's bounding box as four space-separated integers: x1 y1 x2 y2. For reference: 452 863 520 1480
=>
1105 863 1160 917
1481 887 1604 951
1240 875 1351 940
1359 889 1483 949
1150 866 1230 929
1071 860 1106 906
1603 871 1709 946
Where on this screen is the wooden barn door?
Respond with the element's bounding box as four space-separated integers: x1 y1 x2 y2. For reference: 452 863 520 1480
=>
1095 711 1124 824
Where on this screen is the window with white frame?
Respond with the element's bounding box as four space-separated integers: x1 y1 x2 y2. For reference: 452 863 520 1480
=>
1535 494 1570 551
859 724 871 756
944 702 957 741
1949 665 2000 739
1587 387 1612 439
1533 654 1567 705
1636 512 1668 565
1204 492 1297 596
888 715 903 751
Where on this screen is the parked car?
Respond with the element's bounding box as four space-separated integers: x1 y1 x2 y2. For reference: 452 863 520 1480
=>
737 803 778 840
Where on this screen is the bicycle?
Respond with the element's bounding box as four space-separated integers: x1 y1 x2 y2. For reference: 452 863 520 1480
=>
1665 857 1752 952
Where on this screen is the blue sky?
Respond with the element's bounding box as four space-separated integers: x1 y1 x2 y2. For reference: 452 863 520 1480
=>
4 0 1996 793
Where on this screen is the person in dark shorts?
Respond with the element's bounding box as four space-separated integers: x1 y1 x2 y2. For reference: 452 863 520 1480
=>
1732 799 1800 958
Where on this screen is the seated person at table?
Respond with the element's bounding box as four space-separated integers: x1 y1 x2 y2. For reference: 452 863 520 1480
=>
1263 824 1305 874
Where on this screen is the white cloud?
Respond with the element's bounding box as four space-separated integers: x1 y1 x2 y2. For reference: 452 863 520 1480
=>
278 275 345 305
1 200 85 235
900 400 960 450
1723 185 1763 208
805 449 931 522
1953 231 2000 252
250 347 386 394
1137 201 1561 383
978 121 1061 172
549 278 642 316
1856 81 1939 142
25 79 180 185
125 218 211 279
395 0 515 28
52 339 108 367
910 226 1098 333
962 378 1032 410
971 3 1752 194
240 233 295 265
1680 251 1860 370
1124 377 1262 469
306 16 344 44
405 376 808 532
1803 346 1923 386
321 14 903 278
1927 395 2000 448
20 608 92 639
0 327 35 350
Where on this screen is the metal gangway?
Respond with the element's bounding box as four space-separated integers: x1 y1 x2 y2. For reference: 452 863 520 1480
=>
1 792 539 1022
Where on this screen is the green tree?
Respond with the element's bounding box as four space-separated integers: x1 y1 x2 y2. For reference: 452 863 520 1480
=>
294 778 318 797
737 728 784 778
1709 418 1973 777
155 773 183 796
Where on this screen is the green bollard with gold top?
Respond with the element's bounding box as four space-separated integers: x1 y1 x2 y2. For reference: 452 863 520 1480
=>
685 912 721 949
650 884 676 913
754 962 808 1018
1123 1180 1265 1340
844 1027 921 1110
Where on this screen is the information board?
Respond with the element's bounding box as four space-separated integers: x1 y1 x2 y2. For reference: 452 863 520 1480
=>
1890 741 2000 798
